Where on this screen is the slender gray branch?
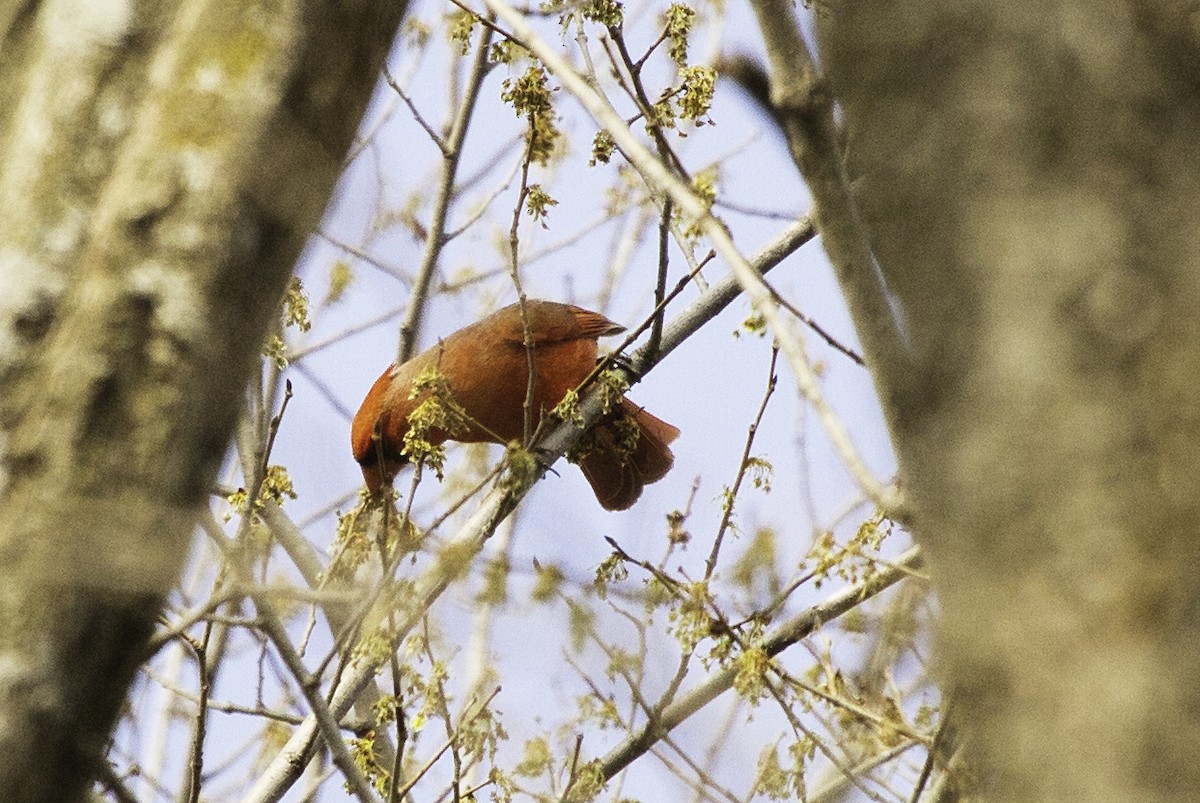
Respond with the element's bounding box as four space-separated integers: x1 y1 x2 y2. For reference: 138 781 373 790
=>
598 546 924 779
396 21 495 364
748 0 916 419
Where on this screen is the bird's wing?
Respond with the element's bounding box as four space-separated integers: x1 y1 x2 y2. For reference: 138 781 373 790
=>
564 306 626 339
497 302 625 346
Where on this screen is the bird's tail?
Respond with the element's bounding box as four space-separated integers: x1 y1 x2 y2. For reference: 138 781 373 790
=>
578 398 680 510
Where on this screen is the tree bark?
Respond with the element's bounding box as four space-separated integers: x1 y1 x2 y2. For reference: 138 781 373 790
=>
0 1 405 799
818 1 1200 798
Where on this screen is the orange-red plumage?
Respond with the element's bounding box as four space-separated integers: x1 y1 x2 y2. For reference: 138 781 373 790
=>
351 300 679 510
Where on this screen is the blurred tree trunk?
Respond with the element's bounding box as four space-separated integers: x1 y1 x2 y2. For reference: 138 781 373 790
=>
0 1 404 799
818 1 1200 798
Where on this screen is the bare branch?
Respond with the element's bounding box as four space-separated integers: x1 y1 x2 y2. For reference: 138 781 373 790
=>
397 20 497 364
747 0 913 405
598 546 924 780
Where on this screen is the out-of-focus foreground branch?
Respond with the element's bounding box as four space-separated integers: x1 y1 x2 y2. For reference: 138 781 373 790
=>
817 0 1200 797
0 2 405 799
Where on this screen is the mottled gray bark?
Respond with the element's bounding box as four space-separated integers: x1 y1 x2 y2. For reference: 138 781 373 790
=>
0 1 404 800
816 1 1200 798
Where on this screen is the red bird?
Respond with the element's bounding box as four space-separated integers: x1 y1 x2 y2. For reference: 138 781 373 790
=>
351 300 679 510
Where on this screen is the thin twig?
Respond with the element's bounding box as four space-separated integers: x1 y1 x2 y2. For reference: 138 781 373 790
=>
910 699 953 803
508 120 539 444
764 278 866 367
183 623 212 803
383 65 448 154
315 229 412 283
703 346 778 581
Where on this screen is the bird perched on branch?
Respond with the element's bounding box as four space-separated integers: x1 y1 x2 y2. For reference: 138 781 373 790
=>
351 300 679 510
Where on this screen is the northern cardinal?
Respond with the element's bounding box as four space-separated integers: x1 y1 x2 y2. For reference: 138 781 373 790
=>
352 300 679 510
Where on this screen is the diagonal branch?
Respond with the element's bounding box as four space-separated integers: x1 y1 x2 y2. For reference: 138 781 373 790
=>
396 18 496 364
747 0 916 421
479 0 905 516
597 546 924 780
